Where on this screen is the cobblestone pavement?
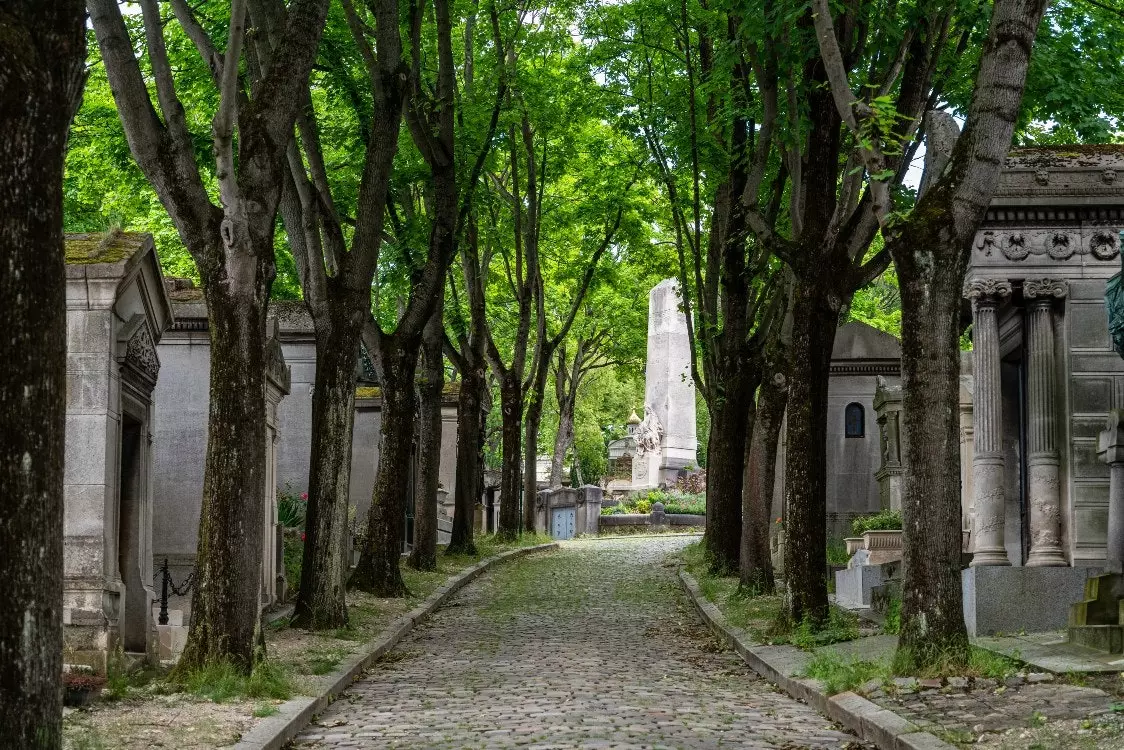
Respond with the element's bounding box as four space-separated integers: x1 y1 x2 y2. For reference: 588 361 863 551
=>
292 536 865 749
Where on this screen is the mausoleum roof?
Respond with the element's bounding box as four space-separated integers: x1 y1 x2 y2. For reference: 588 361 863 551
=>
64 231 149 266
992 145 1124 206
831 321 901 361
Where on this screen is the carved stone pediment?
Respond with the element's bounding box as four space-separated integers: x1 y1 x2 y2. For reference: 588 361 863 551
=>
265 335 291 395
117 314 160 387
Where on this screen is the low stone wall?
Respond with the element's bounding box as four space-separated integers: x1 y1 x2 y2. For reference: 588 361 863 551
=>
599 508 705 534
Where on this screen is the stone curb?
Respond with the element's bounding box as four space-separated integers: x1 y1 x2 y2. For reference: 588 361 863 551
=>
677 569 957 750
233 542 560 750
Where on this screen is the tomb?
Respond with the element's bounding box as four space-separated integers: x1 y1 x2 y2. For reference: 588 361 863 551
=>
152 286 291 622
773 320 902 539
957 147 1124 635
62 232 173 670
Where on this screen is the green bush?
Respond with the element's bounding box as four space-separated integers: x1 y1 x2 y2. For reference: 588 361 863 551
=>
826 538 850 567
282 529 304 597
851 509 902 536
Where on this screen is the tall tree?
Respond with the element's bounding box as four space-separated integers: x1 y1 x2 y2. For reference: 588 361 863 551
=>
88 0 331 670
351 0 502 593
812 0 1049 667
269 0 413 627
0 2 86 743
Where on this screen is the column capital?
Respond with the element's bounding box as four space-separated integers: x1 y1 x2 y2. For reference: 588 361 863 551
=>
963 278 1012 303
1023 278 1068 301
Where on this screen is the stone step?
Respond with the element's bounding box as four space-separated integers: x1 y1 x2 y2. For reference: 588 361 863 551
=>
1068 624 1124 653
1068 573 1124 627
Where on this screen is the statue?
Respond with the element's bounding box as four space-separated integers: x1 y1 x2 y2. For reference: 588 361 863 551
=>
1107 230 1124 358
634 404 664 456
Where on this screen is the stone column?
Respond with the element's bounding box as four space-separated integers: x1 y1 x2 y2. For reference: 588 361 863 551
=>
1098 410 1124 574
1024 279 1068 566
964 278 1012 566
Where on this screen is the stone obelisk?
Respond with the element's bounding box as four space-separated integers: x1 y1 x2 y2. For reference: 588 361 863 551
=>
638 279 698 488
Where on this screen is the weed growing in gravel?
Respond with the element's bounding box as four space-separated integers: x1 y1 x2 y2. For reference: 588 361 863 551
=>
252 702 280 718
802 650 891 695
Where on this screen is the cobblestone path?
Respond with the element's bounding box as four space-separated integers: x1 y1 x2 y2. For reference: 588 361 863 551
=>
292 536 864 749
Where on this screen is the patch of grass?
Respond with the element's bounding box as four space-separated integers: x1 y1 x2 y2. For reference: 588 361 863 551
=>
67 730 109 750
882 596 901 635
890 644 1021 679
803 649 892 695
305 647 348 676
252 702 280 718
826 538 850 567
177 659 292 703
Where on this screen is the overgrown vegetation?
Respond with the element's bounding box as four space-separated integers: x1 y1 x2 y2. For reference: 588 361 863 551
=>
850 509 903 536
680 541 862 647
603 489 706 516
175 660 292 704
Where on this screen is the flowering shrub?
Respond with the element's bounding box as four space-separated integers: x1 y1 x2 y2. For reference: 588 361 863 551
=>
277 484 307 529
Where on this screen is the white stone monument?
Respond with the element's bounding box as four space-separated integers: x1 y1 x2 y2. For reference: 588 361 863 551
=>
634 279 698 488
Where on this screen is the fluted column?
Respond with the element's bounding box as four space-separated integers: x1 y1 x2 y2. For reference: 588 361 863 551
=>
965 278 1012 566
1024 278 1068 566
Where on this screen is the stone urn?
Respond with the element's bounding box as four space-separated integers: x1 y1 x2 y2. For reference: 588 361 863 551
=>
862 529 904 565
844 537 864 556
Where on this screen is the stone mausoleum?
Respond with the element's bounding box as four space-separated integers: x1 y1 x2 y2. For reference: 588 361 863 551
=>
773 320 902 539
63 233 173 669
955 146 1124 635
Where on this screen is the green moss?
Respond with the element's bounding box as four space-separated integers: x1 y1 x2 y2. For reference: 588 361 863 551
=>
64 231 147 265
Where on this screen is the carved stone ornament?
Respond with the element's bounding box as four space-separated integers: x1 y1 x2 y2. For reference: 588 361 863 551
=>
1047 232 1074 260
975 231 998 257
1023 278 1069 300
1104 168 1118 185
1090 230 1119 260
1003 233 1029 260
1035 170 1050 186
963 278 1013 302
124 322 160 384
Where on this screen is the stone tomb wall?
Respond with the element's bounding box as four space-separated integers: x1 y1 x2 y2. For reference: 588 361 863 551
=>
63 233 173 669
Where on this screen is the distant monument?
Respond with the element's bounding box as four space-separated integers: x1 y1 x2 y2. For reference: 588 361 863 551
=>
633 279 698 489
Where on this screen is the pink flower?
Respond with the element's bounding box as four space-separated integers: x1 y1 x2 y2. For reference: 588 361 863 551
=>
300 492 308 502
300 532 306 542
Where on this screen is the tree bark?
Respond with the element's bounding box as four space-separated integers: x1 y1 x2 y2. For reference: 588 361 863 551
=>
409 303 445 571
888 0 1049 670
0 3 85 743
448 366 485 555
497 375 524 540
522 353 551 532
782 278 839 626
291 306 361 629
740 349 788 594
179 269 272 670
351 334 419 596
893 251 970 668
703 366 754 573
550 404 574 490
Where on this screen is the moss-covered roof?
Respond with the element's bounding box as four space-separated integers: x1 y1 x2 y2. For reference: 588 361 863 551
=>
355 381 462 400
65 231 149 265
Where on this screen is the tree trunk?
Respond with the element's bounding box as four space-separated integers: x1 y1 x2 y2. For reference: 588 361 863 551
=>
550 403 574 490
291 306 361 630
893 237 972 670
783 279 839 627
497 376 523 540
740 352 788 594
178 265 272 671
448 365 485 555
0 3 85 741
703 360 755 573
522 361 550 533
350 334 419 596
409 304 444 571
